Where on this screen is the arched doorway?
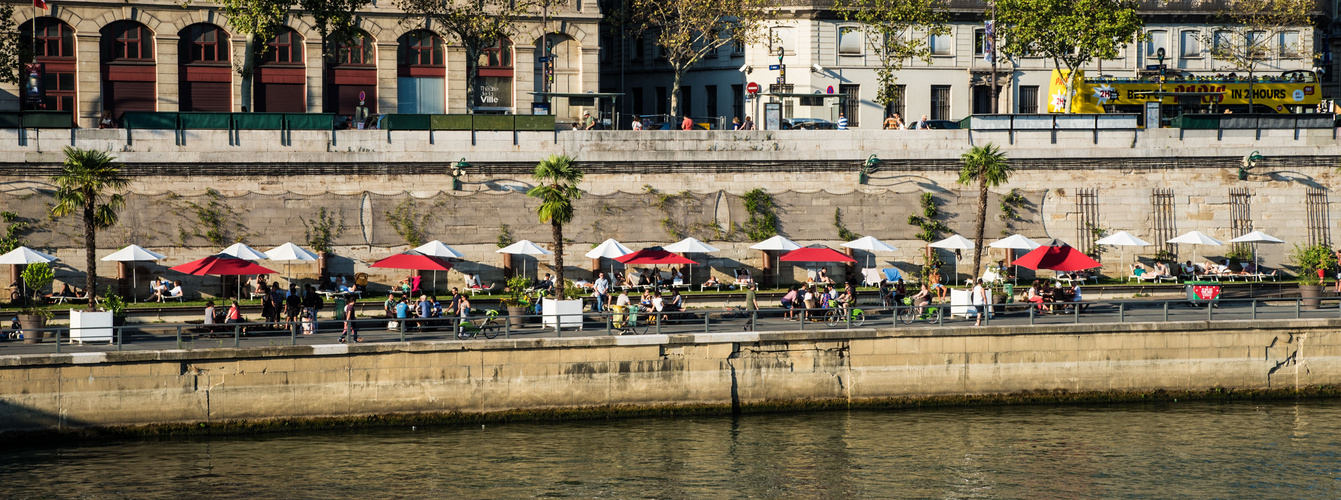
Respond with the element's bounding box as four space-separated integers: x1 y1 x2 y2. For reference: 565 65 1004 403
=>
397 30 444 114
255 27 305 112
325 30 376 117
178 23 231 112
100 20 157 119
533 34 578 119
19 18 77 119
475 37 513 113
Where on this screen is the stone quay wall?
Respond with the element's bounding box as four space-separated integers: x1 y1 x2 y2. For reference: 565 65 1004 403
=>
0 320 1329 434
1 128 1339 292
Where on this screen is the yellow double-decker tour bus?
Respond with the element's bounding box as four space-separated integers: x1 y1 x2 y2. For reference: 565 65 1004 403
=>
1047 69 1325 116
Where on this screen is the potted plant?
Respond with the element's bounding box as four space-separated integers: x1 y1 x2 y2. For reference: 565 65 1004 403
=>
499 276 531 328
1289 243 1333 309
18 262 54 344
103 288 127 327
542 279 584 330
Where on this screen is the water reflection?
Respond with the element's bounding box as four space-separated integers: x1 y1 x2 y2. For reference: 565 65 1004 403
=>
3 400 1340 499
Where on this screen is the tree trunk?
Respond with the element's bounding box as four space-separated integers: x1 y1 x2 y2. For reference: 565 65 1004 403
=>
240 33 257 111
83 197 96 310
465 48 478 114
973 177 987 280
1063 71 1077 114
670 67 685 117
552 221 565 300
1247 69 1255 111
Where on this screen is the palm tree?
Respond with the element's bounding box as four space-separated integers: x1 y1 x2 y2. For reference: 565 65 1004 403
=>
51 147 129 310
527 154 584 300
957 143 1011 279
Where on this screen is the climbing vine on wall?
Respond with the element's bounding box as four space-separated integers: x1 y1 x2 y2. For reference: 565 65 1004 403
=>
644 185 717 241
740 188 778 241
0 211 33 254
385 198 438 247
303 208 346 254
906 192 947 279
834 208 860 241
174 189 250 245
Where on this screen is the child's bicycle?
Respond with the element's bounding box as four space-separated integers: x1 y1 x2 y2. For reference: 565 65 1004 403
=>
824 304 865 327
898 297 940 324
456 309 502 340
611 304 648 335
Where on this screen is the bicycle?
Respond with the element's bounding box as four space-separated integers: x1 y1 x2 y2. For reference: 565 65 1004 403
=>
611 304 649 335
456 309 502 340
824 303 865 327
898 297 940 324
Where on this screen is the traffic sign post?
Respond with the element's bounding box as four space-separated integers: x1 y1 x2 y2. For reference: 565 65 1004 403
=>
746 82 760 95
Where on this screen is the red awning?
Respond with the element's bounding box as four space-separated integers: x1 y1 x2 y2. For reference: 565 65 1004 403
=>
779 247 856 263
170 255 277 276
1012 244 1101 272
615 248 699 265
370 251 454 271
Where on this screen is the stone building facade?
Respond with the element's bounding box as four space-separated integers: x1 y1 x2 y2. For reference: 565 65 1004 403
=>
0 0 602 128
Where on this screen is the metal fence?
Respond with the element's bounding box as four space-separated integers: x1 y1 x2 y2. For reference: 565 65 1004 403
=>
4 295 1339 355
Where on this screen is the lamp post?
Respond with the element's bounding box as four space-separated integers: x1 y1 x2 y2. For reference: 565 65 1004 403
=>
452 158 470 191
1238 150 1262 180
859 154 880 185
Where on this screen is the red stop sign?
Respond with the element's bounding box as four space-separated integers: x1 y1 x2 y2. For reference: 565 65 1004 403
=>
746 82 760 94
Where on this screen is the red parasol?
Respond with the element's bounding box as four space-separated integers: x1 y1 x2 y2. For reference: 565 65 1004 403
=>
370 250 454 271
1012 240 1101 272
779 247 857 263
171 255 277 276
616 248 699 265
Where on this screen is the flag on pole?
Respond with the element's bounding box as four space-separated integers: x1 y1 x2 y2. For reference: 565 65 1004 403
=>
34 0 48 10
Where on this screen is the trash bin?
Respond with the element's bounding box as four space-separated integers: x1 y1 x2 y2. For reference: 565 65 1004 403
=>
1002 283 1015 302
334 297 347 320
1185 281 1221 307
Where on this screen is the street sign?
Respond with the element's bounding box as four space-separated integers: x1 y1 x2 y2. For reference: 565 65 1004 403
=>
826 86 834 94
768 64 780 70
538 56 551 62
1145 64 1167 71
746 82 760 94
358 91 366 101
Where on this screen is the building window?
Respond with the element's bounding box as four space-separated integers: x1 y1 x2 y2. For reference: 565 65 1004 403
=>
106 21 153 61
839 26 863 56
770 27 795 55
930 85 950 120
184 24 229 63
25 18 74 59
1019 85 1039 113
769 83 794 118
399 30 443 66
634 37 645 60
632 87 644 116
1279 31 1300 58
883 84 905 121
1180 30 1200 58
929 33 952 56
479 37 513 69
733 39 745 56
840 84 859 127
602 36 613 62
1212 30 1231 56
264 29 303 64
337 32 375 66
1147 30 1167 58
974 28 986 56
706 85 718 118
655 86 667 115
732 84 743 120
1246 30 1266 58
680 86 692 116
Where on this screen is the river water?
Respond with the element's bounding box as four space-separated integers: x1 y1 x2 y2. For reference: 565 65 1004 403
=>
3 400 1340 499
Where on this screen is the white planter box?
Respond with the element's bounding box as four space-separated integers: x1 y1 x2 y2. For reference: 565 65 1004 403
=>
69 310 114 344
542 298 584 330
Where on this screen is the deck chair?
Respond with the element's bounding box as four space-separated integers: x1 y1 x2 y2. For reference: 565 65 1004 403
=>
806 269 818 283
410 276 422 294
862 268 882 286
732 268 753 288
468 275 497 295
881 268 903 283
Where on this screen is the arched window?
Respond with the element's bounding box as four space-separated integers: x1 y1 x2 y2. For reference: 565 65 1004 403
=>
263 28 303 64
19 18 77 116
398 31 445 113
479 37 513 70
336 32 375 66
399 30 443 67
475 37 513 112
104 21 154 61
101 21 157 118
327 30 376 115
256 27 306 112
179 24 232 112
182 24 229 63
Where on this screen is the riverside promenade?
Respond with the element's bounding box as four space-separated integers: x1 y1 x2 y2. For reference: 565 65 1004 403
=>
1 292 1335 437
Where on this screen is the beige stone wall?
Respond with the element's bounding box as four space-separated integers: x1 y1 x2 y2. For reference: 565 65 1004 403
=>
0 320 1330 433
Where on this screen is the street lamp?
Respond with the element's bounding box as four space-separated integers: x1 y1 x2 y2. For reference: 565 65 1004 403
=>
451 158 470 191
1238 150 1262 180
859 154 880 185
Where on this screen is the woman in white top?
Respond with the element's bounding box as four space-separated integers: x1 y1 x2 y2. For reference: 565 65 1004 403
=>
971 279 987 326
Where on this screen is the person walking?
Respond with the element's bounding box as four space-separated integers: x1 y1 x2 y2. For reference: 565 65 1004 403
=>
836 112 848 130
681 116 694 130
743 282 759 331
742 116 755 130
971 278 988 326
339 297 361 343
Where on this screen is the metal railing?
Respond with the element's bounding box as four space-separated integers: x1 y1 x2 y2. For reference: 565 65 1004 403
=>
3 296 1338 355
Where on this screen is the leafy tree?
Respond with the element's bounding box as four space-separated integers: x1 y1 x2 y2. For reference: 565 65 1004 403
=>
1198 0 1312 111
527 155 583 300
835 0 949 109
957 143 1011 279
996 0 1142 113
50 147 130 311
625 0 769 116
398 0 535 113
0 3 29 85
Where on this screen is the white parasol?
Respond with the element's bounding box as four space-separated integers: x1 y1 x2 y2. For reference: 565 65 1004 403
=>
1095 231 1151 280
988 235 1041 284
413 240 465 293
664 237 721 283
585 238 634 280
929 235 975 285
102 245 167 302
750 235 800 288
0 246 58 264
265 242 319 292
840 236 898 267
497 240 553 280
1227 230 1285 271
1167 230 1224 265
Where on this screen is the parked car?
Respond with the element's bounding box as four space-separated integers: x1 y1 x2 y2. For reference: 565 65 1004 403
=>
783 118 837 130
921 120 960 129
